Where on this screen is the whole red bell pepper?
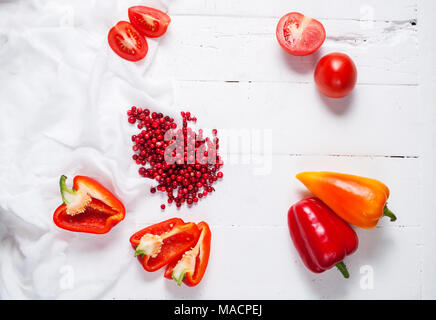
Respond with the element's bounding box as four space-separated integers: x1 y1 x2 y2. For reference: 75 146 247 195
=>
130 218 201 272
53 175 125 234
288 197 358 278
164 221 211 286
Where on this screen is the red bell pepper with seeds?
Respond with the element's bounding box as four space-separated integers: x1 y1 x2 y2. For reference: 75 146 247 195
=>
53 175 125 234
288 197 358 278
164 221 211 286
130 218 201 272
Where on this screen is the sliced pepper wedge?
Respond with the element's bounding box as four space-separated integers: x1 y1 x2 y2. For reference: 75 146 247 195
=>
53 175 125 234
130 218 201 272
164 221 211 286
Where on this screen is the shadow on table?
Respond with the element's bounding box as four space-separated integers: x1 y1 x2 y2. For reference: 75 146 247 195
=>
279 48 354 116
318 90 354 116
164 274 205 299
280 49 321 75
292 223 393 299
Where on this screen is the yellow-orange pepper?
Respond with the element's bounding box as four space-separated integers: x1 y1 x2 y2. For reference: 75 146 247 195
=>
296 172 396 229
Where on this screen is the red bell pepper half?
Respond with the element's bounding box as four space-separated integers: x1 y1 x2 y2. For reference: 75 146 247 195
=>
164 221 211 286
53 175 125 234
130 218 201 272
288 197 358 278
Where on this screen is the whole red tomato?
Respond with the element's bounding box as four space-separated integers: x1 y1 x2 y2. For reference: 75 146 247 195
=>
314 53 357 98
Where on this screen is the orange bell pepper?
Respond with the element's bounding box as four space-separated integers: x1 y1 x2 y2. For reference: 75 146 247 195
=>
296 171 396 229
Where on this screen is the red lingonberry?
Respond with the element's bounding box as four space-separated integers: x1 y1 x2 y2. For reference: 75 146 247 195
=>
128 108 223 208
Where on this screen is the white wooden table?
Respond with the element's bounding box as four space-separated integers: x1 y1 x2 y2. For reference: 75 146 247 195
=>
105 0 436 299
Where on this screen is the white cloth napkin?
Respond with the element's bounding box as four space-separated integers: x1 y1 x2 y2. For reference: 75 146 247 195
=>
0 0 174 298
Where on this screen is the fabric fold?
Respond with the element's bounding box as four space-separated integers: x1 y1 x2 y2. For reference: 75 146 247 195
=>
0 0 173 299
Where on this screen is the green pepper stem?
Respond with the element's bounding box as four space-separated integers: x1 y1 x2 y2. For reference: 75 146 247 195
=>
59 175 75 204
383 205 397 222
335 262 350 279
134 248 145 257
172 271 186 286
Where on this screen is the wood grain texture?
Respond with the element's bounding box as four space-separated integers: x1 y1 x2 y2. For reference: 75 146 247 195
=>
104 225 422 299
150 15 418 84
130 156 422 228
169 0 418 21
172 81 422 155
418 0 436 299
126 0 431 299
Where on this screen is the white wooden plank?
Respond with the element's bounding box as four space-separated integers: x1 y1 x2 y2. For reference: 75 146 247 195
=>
169 0 418 21
150 16 418 85
417 0 436 299
170 81 422 156
127 155 422 228
102 225 422 299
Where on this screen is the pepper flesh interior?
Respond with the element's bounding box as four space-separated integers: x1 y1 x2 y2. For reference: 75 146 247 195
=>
60 176 92 216
135 223 184 258
171 226 207 285
135 234 164 258
171 246 198 286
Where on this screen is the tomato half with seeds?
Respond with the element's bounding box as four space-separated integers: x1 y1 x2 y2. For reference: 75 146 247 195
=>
276 12 326 56
128 6 171 38
108 21 148 62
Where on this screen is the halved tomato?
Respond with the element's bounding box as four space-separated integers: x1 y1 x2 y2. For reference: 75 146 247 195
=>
108 21 148 62
276 12 326 56
128 6 171 38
